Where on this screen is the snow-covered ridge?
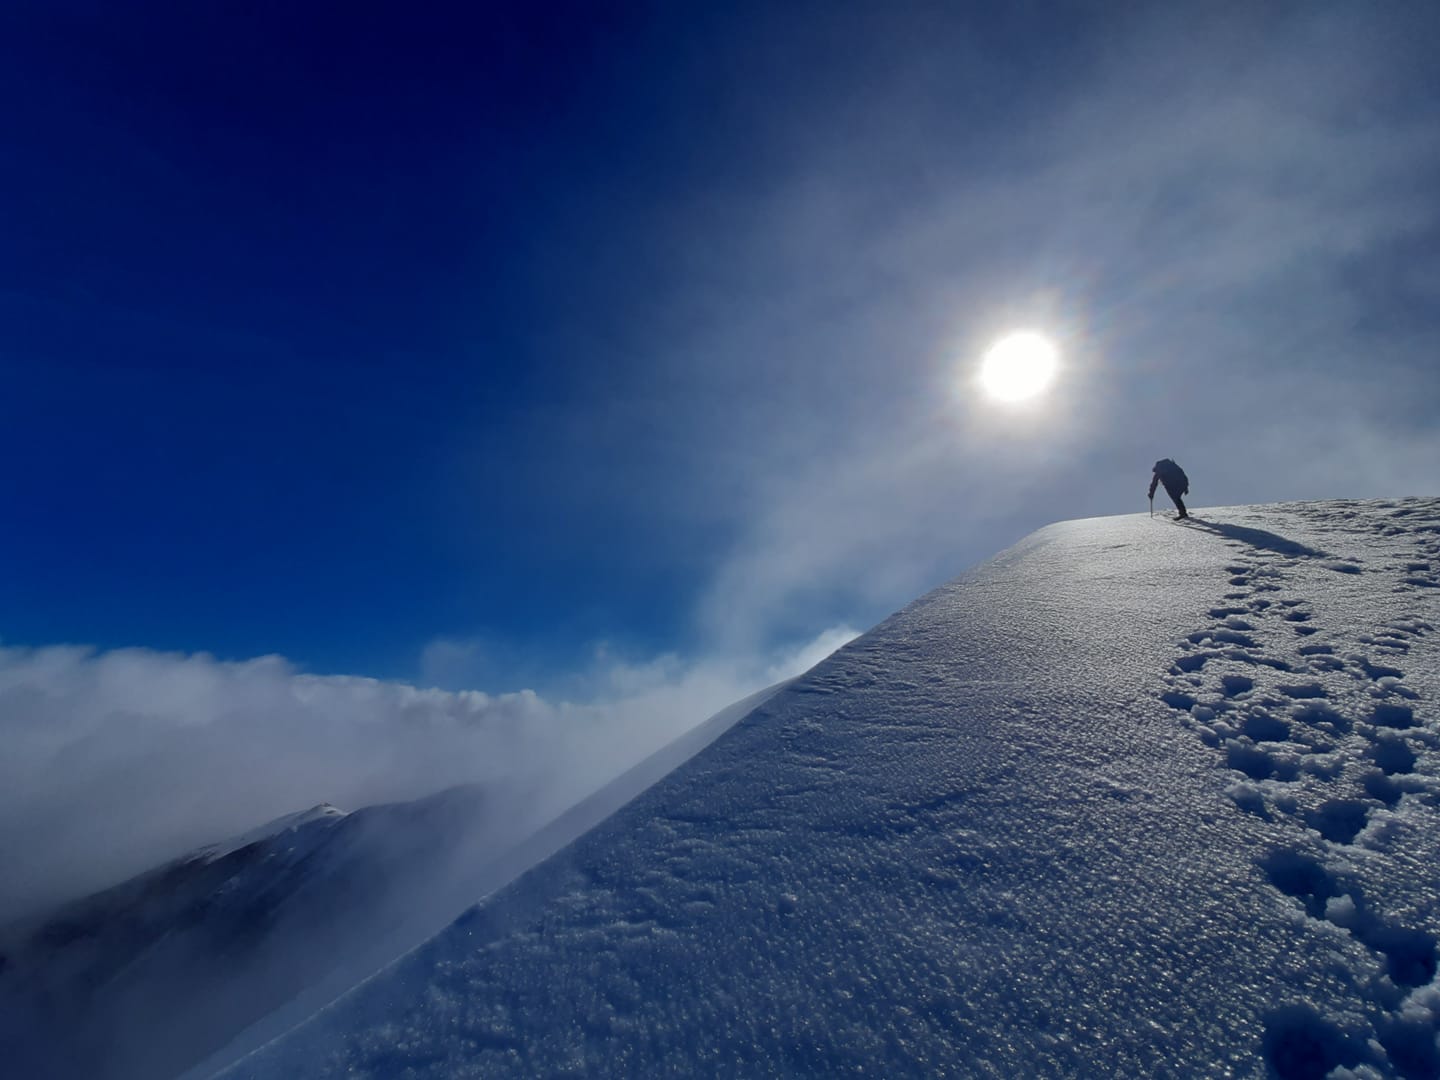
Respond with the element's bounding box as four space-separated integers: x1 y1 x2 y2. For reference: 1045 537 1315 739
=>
226 498 1440 1079
193 803 348 862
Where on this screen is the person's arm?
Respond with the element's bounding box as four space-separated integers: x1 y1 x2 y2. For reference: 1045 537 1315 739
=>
1148 474 1159 498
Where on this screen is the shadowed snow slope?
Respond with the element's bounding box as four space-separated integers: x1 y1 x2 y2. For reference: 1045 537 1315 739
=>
0 783 552 1080
227 499 1440 1079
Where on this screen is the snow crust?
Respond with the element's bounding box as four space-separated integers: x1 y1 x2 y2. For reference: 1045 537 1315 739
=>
226 499 1440 1079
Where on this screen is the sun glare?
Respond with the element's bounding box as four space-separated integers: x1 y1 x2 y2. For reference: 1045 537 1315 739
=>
978 331 1060 403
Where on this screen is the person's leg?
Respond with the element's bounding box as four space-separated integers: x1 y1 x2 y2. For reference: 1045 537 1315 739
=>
1163 481 1187 518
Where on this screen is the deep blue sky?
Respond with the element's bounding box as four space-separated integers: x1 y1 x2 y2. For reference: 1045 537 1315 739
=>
3 1 1438 691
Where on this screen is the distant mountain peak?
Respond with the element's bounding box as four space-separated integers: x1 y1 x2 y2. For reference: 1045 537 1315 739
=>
192 802 349 864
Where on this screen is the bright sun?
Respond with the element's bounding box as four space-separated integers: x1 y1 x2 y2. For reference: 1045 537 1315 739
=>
978 331 1060 403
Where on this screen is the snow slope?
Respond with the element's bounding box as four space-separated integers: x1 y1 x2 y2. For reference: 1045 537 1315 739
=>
226 499 1440 1079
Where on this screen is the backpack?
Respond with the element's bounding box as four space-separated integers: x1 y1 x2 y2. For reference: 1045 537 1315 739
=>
1155 459 1189 496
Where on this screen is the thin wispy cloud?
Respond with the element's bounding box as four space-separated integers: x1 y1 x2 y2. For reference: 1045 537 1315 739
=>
619 3 1440 650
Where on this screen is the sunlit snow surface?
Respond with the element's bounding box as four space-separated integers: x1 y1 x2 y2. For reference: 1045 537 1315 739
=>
228 499 1440 1079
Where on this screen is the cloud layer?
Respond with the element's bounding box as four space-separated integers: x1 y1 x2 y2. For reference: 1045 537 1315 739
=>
0 628 855 923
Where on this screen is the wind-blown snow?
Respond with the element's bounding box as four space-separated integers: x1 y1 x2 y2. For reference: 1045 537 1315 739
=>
225 499 1440 1078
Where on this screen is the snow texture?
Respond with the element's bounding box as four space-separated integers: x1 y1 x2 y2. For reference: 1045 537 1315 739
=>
225 499 1440 1079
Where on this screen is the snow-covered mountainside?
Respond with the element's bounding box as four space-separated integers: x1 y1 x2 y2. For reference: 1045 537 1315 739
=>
0 781 558 1080
226 499 1440 1079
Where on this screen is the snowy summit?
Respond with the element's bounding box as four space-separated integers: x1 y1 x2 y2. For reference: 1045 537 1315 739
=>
221 499 1440 1079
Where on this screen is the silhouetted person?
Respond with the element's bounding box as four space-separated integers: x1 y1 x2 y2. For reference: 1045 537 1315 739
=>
1149 458 1189 519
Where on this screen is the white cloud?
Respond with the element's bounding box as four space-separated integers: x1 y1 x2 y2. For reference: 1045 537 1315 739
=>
417 636 490 691
0 624 857 924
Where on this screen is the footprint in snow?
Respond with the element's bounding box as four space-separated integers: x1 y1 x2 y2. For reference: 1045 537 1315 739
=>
1160 517 1440 1078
